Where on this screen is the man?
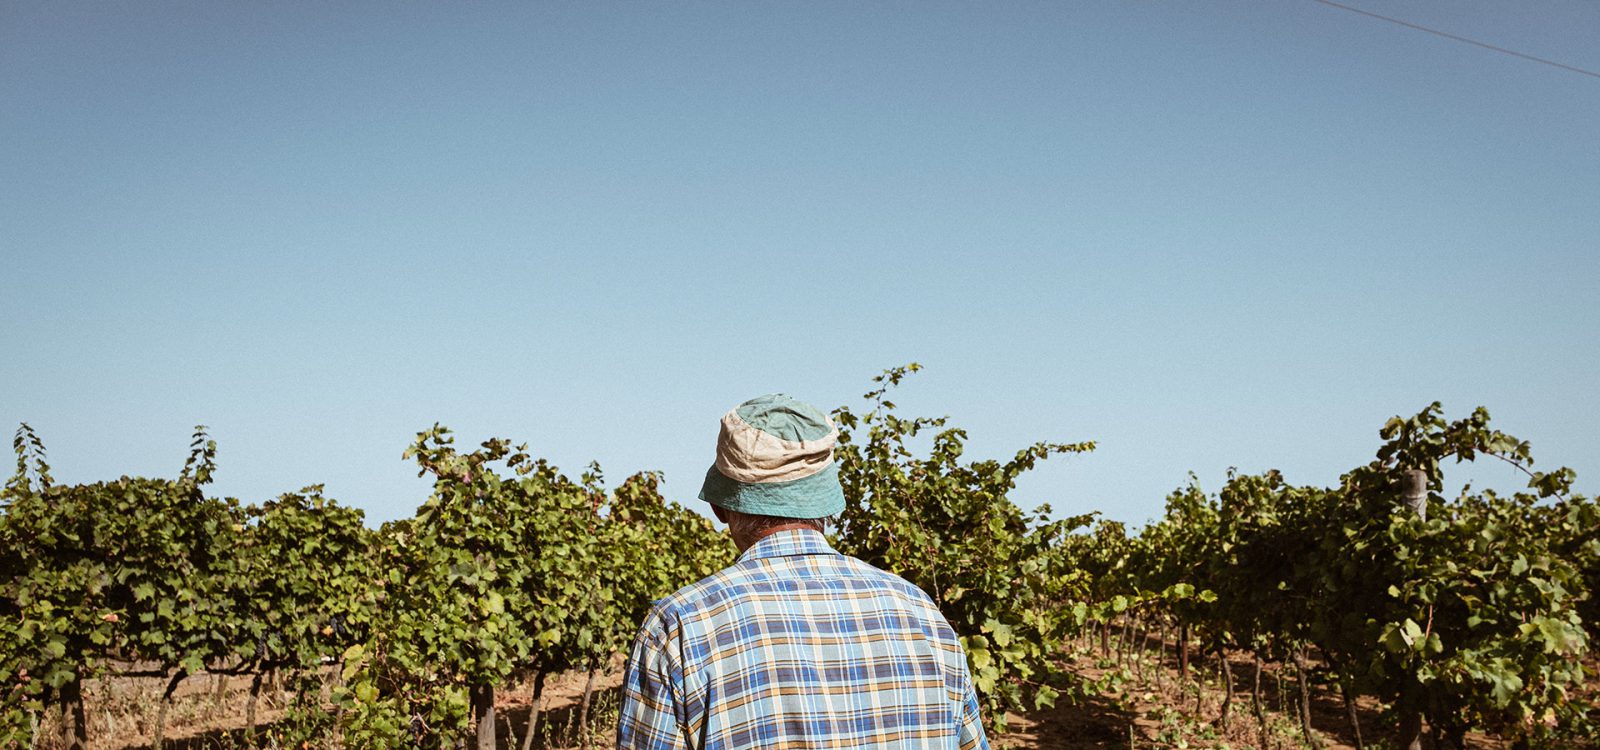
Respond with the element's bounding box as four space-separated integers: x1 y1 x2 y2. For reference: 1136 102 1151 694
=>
617 394 989 749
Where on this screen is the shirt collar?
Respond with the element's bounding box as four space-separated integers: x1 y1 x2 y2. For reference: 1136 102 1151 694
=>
737 528 837 563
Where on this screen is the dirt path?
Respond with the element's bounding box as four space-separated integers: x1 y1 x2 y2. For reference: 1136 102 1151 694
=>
41 639 1580 749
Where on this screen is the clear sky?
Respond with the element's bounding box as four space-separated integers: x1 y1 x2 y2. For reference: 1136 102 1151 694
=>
3 1 1596 527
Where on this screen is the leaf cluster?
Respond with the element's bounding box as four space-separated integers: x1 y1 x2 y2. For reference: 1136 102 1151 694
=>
831 364 1097 727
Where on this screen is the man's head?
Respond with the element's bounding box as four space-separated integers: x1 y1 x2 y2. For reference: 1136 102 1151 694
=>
698 393 844 551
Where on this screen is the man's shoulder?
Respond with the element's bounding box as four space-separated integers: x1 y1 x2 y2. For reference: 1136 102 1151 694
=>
648 564 742 622
831 553 946 610
640 550 948 636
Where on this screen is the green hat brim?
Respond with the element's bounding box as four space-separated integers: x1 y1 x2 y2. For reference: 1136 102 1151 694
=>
698 462 846 519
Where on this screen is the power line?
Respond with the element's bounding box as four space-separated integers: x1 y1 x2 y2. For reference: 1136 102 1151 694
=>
1309 0 1600 80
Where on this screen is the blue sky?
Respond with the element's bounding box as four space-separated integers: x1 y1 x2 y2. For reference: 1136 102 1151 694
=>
3 1 1596 526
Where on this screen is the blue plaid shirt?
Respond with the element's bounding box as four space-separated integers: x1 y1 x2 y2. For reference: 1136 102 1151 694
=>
617 529 989 750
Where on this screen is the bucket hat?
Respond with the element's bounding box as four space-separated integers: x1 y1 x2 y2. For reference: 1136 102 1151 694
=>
697 393 846 518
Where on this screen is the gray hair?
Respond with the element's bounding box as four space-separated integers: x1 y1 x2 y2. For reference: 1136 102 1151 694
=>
724 510 834 540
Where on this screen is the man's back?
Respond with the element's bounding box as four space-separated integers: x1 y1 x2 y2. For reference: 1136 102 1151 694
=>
617 529 988 750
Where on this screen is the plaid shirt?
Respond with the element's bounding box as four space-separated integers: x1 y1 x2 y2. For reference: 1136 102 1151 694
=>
617 529 989 750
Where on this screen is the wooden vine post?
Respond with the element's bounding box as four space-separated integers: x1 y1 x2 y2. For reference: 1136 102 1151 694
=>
1398 468 1428 750
471 684 496 750
1400 469 1428 521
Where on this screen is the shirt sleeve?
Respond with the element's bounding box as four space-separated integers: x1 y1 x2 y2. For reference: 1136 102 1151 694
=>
956 668 989 750
616 614 691 750
940 619 989 750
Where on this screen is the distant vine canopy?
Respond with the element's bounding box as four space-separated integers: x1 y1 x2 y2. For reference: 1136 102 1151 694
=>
3 366 1596 749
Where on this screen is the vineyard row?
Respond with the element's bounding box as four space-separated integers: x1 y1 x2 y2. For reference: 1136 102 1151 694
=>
4 365 1595 749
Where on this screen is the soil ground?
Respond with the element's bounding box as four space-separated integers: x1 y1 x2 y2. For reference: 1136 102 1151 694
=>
27 637 1586 749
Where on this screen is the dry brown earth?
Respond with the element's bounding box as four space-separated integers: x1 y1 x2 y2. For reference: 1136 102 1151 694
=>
28 644 1585 749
